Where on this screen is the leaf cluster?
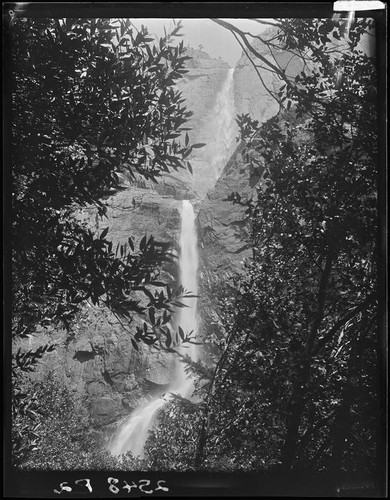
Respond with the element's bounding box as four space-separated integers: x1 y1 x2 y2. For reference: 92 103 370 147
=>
9 16 199 347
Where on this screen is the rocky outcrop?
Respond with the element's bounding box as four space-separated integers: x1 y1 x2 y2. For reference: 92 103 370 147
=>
198 143 252 274
180 48 231 127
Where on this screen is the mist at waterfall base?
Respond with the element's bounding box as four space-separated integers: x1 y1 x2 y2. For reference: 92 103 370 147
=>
109 200 199 460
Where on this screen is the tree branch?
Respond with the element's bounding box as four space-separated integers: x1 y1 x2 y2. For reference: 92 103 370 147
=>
305 252 334 356
210 19 286 80
252 19 283 29
231 31 281 109
312 292 376 357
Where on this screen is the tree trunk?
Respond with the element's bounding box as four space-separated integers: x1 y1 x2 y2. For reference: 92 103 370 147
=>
280 252 333 470
330 314 375 480
330 386 352 479
279 361 310 470
194 413 208 468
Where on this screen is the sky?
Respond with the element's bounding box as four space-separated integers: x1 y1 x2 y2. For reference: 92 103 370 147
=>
131 18 266 68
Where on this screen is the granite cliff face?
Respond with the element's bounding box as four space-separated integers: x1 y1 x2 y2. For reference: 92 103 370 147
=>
198 143 252 275
196 27 305 280
196 139 254 347
25 183 181 428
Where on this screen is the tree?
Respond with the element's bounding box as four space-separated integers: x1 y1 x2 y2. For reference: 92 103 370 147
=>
7 16 201 463
196 17 382 484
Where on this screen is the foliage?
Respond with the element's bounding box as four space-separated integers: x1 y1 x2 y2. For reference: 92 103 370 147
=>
16 372 145 470
7 15 200 464
10 16 198 346
144 394 202 471
198 16 381 479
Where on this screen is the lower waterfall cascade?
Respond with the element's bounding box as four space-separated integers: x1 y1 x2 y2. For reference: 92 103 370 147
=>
109 200 199 459
172 199 199 395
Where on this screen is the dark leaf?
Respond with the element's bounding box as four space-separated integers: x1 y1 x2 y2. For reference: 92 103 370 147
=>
100 227 109 240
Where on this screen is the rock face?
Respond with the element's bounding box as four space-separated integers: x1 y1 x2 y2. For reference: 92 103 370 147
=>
195 26 306 285
25 184 182 428
198 142 252 276
195 139 256 369
233 28 304 124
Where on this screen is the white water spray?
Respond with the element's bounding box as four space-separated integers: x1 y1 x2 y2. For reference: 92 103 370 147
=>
109 200 199 459
208 68 237 180
184 68 237 197
109 397 167 459
172 200 199 396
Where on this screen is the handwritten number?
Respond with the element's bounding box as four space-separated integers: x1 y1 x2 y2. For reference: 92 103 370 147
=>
107 477 120 494
138 479 153 494
155 480 169 492
54 482 72 494
54 477 169 495
75 478 92 493
122 480 138 493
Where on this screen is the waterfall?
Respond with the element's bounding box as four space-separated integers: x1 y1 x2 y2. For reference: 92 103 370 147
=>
172 200 199 395
109 397 168 459
208 68 237 181
185 67 237 198
109 200 199 459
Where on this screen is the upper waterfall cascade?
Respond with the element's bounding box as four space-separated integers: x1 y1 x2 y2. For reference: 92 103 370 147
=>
208 68 237 181
180 67 237 198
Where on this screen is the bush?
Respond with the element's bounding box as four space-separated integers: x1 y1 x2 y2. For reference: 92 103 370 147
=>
144 395 202 471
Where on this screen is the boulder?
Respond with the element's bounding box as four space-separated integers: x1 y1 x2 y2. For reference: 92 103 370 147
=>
91 396 123 425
